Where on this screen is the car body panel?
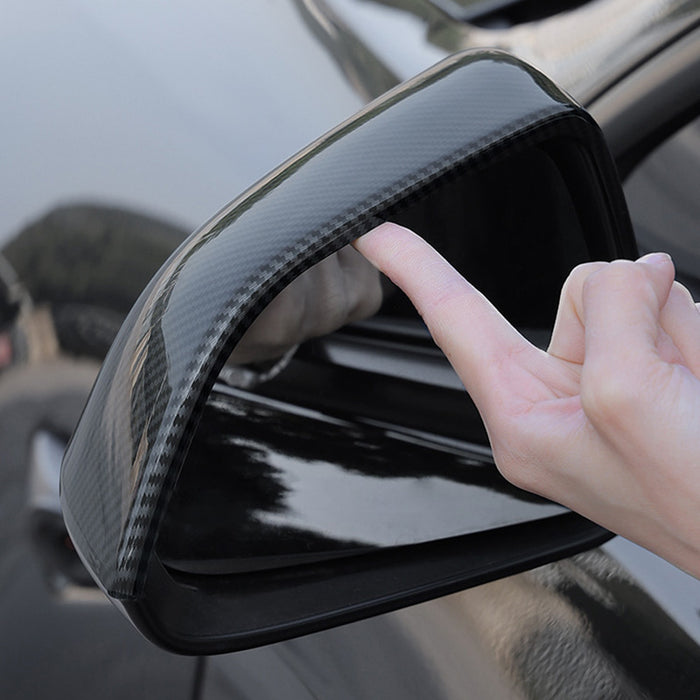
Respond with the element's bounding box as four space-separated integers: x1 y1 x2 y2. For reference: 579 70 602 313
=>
1 0 366 246
2 0 700 697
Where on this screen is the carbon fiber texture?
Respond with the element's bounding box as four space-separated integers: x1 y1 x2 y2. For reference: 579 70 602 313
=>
60 50 631 599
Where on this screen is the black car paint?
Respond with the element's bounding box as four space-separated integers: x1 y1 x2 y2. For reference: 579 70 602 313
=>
2 1 700 698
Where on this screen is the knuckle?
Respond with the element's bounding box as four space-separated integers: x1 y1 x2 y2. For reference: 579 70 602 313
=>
582 260 653 303
580 365 639 427
561 261 607 298
565 261 607 288
557 262 607 320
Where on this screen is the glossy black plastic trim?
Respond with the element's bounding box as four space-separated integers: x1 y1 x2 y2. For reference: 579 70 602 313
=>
125 513 611 655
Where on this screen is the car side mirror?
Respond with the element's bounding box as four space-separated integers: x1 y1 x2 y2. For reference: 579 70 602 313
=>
60 50 636 654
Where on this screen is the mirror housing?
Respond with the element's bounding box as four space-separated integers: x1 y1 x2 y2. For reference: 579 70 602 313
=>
61 50 636 654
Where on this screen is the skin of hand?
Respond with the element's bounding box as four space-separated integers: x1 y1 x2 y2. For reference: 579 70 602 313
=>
354 222 700 579
227 245 382 364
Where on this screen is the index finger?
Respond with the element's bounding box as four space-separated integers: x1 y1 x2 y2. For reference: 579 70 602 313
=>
353 223 532 404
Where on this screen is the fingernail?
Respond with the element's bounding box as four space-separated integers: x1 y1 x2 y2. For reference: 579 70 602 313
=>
638 252 672 266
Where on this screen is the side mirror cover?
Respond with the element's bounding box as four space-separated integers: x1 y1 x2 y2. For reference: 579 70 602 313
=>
61 50 635 653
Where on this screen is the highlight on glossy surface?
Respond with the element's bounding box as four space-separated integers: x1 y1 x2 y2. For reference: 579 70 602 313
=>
157 385 564 574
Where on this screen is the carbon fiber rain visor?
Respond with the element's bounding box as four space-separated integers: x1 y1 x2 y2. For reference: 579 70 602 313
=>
60 50 632 603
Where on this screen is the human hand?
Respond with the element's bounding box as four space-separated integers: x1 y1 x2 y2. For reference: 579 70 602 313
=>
227 245 382 365
354 222 700 579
